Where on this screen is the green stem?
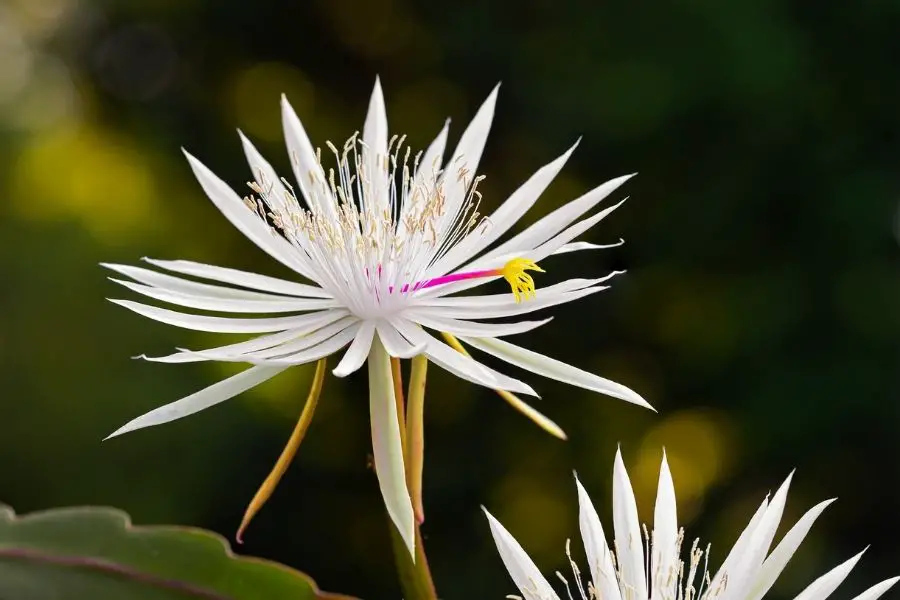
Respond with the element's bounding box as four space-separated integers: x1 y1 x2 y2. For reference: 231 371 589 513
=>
389 521 437 600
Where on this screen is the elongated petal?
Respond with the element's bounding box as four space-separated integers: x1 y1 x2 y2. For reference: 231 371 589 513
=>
416 287 607 319
792 550 866 600
421 276 609 307
612 448 648 600
709 496 770 596
280 95 337 218
362 77 389 213
747 499 836 600
459 336 652 409
411 313 553 338
333 321 376 377
482 173 634 263
217 316 356 361
182 151 315 279
102 263 308 301
110 280 339 314
483 508 560 600
722 473 794 600
105 365 288 438
239 130 297 218
376 322 426 358
391 318 538 397
576 476 621 600
110 299 346 334
652 451 678 600
252 322 360 365
412 119 449 192
849 578 900 600
142 258 331 298
434 85 499 240
529 199 628 263
432 140 579 275
368 335 415 557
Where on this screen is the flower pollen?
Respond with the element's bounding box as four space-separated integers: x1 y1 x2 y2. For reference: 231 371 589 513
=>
500 257 544 303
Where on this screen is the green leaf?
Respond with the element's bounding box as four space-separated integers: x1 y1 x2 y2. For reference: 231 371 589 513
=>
0 503 357 600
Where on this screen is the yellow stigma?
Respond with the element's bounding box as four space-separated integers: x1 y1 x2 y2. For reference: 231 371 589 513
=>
500 257 544 303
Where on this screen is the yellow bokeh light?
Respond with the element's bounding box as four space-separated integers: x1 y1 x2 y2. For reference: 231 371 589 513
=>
227 62 315 143
11 121 160 242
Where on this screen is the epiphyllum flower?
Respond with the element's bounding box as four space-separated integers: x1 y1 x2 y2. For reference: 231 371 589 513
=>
485 449 899 600
102 79 652 556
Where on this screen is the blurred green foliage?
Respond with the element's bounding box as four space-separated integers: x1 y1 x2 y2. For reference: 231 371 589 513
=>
0 0 898 598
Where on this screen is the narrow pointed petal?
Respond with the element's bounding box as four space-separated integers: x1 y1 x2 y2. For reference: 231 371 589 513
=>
411 313 553 338
239 130 296 218
362 77 389 212
236 358 327 543
411 119 449 191
612 448 648 600
416 286 607 319
459 336 652 409
434 85 499 239
333 321 376 377
376 322 426 358
253 322 360 365
848 577 900 600
723 473 794 600
652 451 678 600
432 140 580 275
105 365 288 439
109 280 339 314
280 95 337 218
483 173 634 263
142 258 331 298
529 199 628 263
747 499 837 600
791 550 866 600
576 476 621 600
110 300 346 334
368 335 415 557
483 508 560 600
709 495 770 596
182 151 315 279
392 318 538 397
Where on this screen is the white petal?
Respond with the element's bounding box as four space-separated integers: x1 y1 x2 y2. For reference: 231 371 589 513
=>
709 495 770 597
391 318 538 397
142 328 310 364
576 476 621 600
554 239 625 254
849 577 900 600
483 508 560 600
375 322 426 358
362 77 389 213
421 276 607 307
110 279 339 314
747 499 836 600
142 258 331 298
612 448 648 600
333 321 376 377
102 263 307 301
105 365 287 439
110 299 347 334
410 313 553 338
434 85 499 241
252 321 360 365
207 315 356 361
239 130 295 218
182 151 315 279
791 550 866 600
280 95 337 218
415 286 608 319
652 451 678 600
721 473 794 600
458 336 652 409
529 199 628 263
368 335 415 557
412 119 450 191
432 140 579 275
481 173 634 264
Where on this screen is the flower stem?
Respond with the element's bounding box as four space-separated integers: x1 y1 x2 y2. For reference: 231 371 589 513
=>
389 357 438 600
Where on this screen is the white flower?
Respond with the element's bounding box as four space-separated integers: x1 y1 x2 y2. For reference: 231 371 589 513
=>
485 448 898 600
103 78 652 555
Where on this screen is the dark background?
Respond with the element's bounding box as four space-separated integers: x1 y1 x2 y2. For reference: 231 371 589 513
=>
1 0 898 598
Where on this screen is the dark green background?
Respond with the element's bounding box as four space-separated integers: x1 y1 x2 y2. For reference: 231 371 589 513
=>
1 0 898 598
